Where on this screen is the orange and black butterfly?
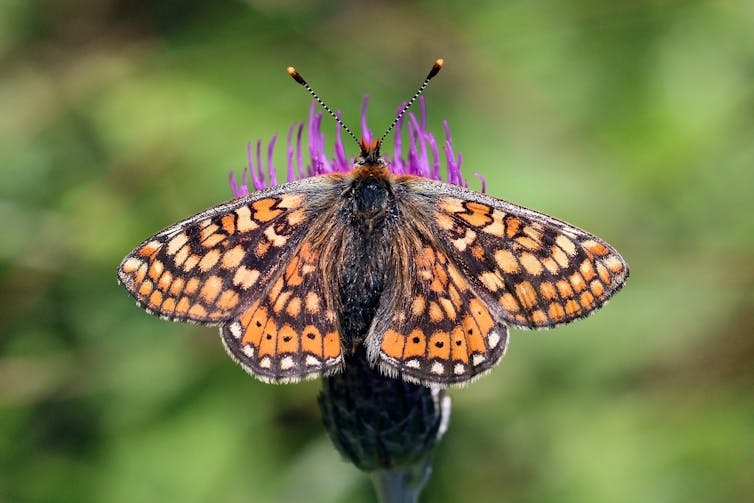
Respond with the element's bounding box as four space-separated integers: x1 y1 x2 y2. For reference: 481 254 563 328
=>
118 60 628 387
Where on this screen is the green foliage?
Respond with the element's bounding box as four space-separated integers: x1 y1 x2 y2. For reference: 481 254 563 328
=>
1 1 752 501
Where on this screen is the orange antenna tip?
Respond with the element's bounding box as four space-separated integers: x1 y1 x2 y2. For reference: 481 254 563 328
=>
378 58 446 143
427 58 444 80
287 65 359 145
287 66 306 85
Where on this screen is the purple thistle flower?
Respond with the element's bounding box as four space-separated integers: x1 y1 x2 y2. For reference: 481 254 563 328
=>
229 96 482 196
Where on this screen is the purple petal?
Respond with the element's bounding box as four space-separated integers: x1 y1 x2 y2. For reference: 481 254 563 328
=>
247 142 261 190
360 95 371 142
474 172 487 193
266 134 278 187
334 112 348 170
392 103 406 173
286 123 296 182
296 122 304 179
255 140 264 190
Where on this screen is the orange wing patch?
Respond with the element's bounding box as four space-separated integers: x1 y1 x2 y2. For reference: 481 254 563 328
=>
221 241 342 383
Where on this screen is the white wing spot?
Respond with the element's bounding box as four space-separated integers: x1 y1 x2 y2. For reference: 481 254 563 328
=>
454 363 465 375
305 355 321 367
242 344 255 358
406 359 421 369
325 356 342 366
472 353 486 366
263 226 289 247
431 361 444 375
121 257 144 274
229 322 242 339
259 356 272 369
166 232 188 255
556 234 577 256
280 356 294 370
488 331 500 348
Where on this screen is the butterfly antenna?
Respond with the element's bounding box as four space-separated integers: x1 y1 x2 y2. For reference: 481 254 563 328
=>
379 58 444 144
287 66 360 147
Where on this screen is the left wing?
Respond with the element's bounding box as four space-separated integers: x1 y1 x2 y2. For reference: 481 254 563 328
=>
117 177 336 324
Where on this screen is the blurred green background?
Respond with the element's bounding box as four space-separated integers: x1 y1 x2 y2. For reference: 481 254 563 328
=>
1 1 752 501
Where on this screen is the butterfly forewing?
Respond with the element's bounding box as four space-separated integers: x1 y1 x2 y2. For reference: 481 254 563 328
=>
405 178 629 329
118 177 341 319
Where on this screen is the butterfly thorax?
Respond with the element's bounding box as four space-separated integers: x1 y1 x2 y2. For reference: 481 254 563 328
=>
348 164 393 232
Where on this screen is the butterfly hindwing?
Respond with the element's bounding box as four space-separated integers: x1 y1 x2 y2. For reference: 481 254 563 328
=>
367 226 508 387
406 178 629 329
221 241 344 383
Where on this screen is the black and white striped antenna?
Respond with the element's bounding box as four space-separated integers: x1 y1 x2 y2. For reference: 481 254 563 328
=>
287 58 444 150
379 58 444 144
287 66 360 147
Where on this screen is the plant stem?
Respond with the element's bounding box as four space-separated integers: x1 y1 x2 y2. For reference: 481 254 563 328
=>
370 455 432 503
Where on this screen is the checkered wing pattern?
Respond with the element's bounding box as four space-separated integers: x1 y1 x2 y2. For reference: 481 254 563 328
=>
367 225 509 386
221 241 343 383
409 179 629 329
118 176 344 383
118 189 311 323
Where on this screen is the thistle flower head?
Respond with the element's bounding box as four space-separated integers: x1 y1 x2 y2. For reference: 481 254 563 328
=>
229 96 484 196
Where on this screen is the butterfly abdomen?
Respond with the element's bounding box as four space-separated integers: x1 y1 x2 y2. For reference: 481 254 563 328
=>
337 230 388 352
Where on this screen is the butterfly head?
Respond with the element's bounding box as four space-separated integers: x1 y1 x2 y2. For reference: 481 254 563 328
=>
356 138 386 168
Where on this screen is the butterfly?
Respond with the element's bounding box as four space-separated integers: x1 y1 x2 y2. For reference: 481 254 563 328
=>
117 61 628 387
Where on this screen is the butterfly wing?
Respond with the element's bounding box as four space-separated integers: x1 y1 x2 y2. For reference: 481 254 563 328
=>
220 240 343 383
405 178 629 329
365 220 509 387
118 179 325 323
118 176 345 383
